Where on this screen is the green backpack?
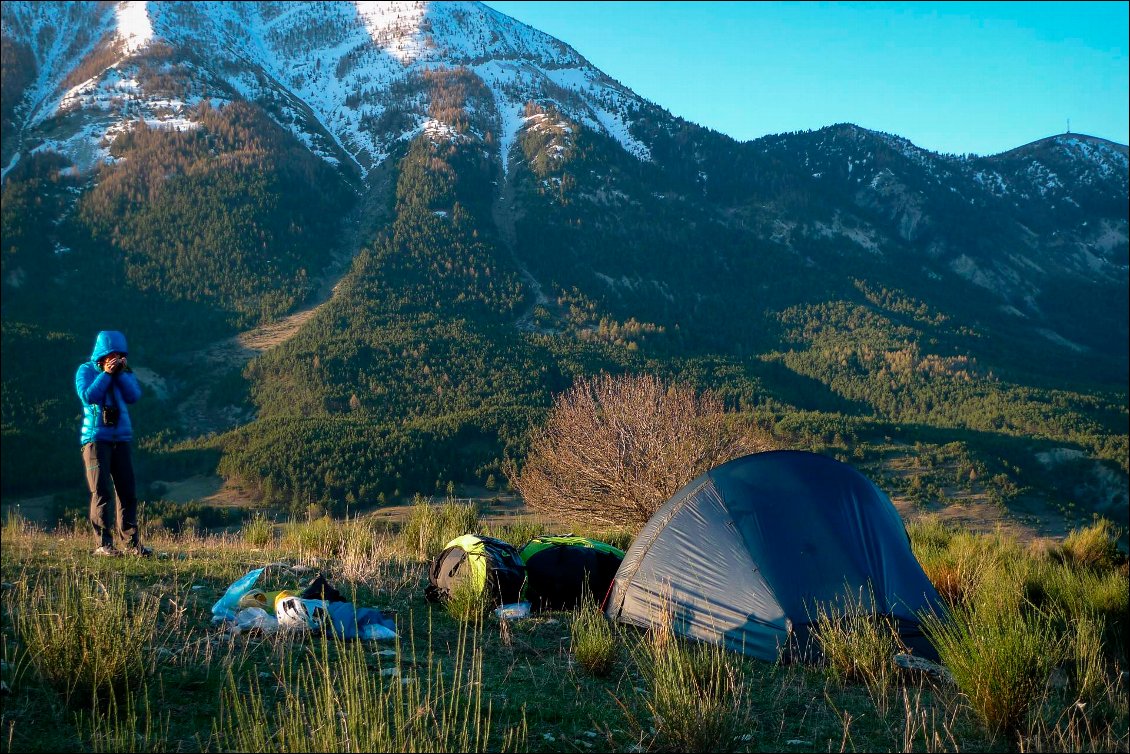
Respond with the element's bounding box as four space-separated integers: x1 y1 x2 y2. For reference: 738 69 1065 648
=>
519 535 625 611
425 534 526 607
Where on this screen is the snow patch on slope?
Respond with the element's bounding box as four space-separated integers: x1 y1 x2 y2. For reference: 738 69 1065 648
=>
115 1 154 54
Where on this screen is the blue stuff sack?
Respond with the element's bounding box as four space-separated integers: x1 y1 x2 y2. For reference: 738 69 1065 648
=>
211 568 265 621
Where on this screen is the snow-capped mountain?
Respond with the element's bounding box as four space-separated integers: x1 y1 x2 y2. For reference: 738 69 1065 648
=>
2 0 1126 520
2 0 650 180
745 125 1128 316
3 1 1125 341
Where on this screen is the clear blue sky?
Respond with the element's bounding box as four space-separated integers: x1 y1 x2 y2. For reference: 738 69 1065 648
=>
483 1 1129 156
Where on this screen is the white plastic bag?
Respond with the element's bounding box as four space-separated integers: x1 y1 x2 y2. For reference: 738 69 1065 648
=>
493 602 531 620
233 606 279 634
359 622 398 640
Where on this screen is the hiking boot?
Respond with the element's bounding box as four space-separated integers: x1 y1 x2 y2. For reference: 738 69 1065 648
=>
125 543 153 558
93 544 122 557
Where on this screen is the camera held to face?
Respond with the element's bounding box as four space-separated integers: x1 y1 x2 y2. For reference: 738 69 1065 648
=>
102 405 120 427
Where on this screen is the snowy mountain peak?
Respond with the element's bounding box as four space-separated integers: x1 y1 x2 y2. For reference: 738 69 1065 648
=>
1 0 650 179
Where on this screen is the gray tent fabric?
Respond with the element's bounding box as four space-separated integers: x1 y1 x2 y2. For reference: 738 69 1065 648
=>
604 450 945 662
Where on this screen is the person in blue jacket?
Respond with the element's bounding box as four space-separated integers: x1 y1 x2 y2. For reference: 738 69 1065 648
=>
76 331 151 557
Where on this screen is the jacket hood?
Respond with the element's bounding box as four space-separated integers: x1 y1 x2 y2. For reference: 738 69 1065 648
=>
90 331 128 362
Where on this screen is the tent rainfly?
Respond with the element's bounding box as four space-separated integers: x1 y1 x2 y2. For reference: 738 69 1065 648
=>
604 450 945 662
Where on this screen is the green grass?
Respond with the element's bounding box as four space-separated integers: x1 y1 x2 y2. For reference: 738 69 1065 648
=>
279 514 342 558
1060 517 1124 571
631 616 754 753
398 496 482 559
1 513 1127 753
8 564 163 708
445 570 489 623
216 618 514 752
241 514 275 548
812 587 903 716
570 595 617 677
484 516 549 550
923 598 1062 744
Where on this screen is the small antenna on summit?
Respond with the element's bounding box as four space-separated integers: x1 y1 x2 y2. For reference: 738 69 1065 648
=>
1066 118 1071 134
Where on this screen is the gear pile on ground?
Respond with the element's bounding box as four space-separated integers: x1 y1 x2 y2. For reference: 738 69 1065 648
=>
211 564 396 640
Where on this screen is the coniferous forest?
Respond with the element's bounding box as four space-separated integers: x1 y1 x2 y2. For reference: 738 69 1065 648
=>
1 64 1126 534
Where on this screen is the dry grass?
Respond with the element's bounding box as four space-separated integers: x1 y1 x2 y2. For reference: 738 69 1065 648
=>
2 512 1126 753
8 565 162 708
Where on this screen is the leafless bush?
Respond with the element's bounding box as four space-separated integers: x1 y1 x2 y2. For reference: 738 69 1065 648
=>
508 373 773 527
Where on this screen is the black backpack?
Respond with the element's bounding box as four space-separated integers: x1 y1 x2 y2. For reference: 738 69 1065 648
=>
424 534 526 607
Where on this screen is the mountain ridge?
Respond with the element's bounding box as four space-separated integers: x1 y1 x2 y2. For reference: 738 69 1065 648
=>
1 1 1125 532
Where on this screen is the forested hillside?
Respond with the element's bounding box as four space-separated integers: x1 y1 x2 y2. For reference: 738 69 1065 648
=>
0 1 1125 535
1 99 349 493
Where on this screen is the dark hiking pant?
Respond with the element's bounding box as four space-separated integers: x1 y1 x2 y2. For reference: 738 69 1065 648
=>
83 441 138 548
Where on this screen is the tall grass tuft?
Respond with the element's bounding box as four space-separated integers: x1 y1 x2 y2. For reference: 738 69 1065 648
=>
445 570 488 623
914 527 1016 607
2 508 34 539
633 616 753 753
922 599 1062 743
9 565 160 707
336 518 389 585
279 514 341 558
484 516 546 549
398 496 481 559
241 514 275 548
1060 518 1122 572
571 594 617 677
79 684 170 753
584 526 635 553
1069 611 1107 705
1029 558 1129 663
812 588 903 716
217 619 520 752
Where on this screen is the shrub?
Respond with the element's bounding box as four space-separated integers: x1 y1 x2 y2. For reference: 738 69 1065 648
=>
509 372 771 527
571 595 617 677
9 565 160 707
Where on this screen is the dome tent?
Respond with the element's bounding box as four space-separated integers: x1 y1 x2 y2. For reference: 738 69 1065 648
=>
519 535 625 611
425 534 526 607
604 450 944 662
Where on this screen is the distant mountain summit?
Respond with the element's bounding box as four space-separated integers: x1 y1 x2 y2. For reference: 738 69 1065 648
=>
2 0 651 178
1 1 1126 515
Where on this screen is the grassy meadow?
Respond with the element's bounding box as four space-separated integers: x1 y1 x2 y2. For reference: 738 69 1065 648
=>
0 503 1126 753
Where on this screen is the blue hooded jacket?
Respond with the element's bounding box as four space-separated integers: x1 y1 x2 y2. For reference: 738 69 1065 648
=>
76 331 142 445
